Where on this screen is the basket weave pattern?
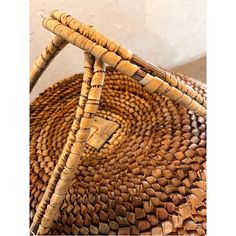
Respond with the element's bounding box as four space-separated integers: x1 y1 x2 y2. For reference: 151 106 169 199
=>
30 10 206 236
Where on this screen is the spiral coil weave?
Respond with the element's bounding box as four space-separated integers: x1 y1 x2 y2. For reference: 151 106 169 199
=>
30 10 206 235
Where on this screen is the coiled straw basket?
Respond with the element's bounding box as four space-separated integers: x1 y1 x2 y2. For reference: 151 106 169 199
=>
30 10 206 235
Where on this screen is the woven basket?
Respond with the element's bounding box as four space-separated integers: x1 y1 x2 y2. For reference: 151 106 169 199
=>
30 11 206 236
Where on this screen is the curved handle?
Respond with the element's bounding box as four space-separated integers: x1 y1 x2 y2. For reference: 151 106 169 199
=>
41 11 206 116
30 10 207 235
30 36 68 91
48 10 205 107
30 53 106 235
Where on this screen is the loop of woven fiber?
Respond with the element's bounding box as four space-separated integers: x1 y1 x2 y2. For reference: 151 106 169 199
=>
30 11 207 235
30 52 93 233
131 56 207 109
42 16 206 116
30 67 206 235
48 10 206 109
30 36 68 91
36 58 105 235
31 53 103 232
50 10 133 61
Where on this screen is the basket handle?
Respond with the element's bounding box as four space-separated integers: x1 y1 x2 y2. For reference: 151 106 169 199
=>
30 10 207 235
30 36 68 92
30 10 206 116
30 52 106 235
40 11 206 116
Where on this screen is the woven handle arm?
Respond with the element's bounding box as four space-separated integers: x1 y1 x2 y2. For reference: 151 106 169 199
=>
30 36 68 91
49 10 206 112
42 13 206 116
30 10 207 234
30 53 106 235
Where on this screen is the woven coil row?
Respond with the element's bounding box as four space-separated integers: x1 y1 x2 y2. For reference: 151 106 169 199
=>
30 10 206 235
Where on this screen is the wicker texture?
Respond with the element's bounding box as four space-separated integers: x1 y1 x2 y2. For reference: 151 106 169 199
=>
37 12 206 116
30 10 206 235
47 10 206 112
30 68 206 235
30 36 68 91
31 53 106 234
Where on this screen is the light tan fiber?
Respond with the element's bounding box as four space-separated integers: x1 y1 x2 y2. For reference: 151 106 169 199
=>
48 10 206 109
30 10 207 235
36 58 105 235
30 36 67 91
30 68 206 235
50 10 133 60
131 56 207 108
42 16 206 115
31 52 97 234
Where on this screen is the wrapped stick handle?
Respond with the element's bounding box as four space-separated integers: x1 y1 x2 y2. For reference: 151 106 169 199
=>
50 10 206 110
30 36 67 91
42 15 206 116
30 53 106 235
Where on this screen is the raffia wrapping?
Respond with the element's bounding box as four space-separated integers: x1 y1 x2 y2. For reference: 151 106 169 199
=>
30 10 206 235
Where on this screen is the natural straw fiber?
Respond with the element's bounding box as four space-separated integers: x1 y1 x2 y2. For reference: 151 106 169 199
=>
41 16 206 116
49 10 206 110
30 10 206 236
31 53 106 235
30 36 68 91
